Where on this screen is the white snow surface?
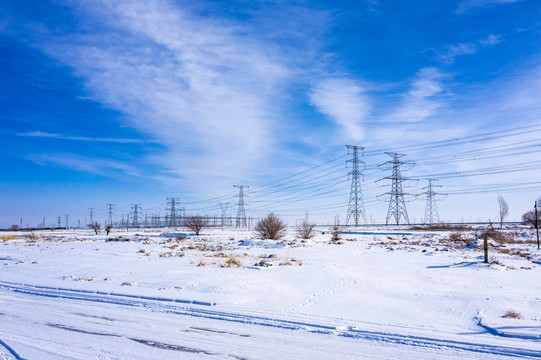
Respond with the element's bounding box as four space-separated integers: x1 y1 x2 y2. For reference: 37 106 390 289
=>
0 226 540 359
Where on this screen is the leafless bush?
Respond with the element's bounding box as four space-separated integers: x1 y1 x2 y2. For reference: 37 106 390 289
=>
105 225 112 235
25 230 37 241
504 309 522 319
254 213 288 240
185 215 206 236
330 225 343 242
89 222 101 235
295 221 316 239
449 231 464 241
10 225 19 231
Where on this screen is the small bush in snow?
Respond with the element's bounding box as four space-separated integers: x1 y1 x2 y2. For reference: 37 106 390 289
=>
254 213 288 240
504 309 522 319
295 221 316 239
330 225 342 242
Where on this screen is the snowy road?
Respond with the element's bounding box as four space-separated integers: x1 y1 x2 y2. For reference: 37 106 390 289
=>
0 282 539 359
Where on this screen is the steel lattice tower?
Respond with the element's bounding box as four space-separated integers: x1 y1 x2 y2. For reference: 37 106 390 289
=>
379 152 412 225
422 179 444 225
89 208 95 225
219 201 229 227
131 204 141 227
167 198 180 227
234 185 249 228
107 204 114 227
345 145 367 226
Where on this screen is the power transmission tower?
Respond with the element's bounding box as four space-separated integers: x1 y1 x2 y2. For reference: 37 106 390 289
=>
65 214 69 229
89 208 95 225
219 201 229 227
345 145 367 226
167 198 180 227
234 185 249 228
378 152 415 225
131 204 141 227
421 179 446 225
107 204 114 227
56 216 62 228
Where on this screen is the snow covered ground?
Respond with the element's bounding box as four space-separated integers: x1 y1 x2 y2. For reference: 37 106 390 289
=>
0 226 540 359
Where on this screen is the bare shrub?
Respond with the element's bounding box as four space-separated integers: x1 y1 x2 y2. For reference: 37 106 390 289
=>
89 222 101 235
254 213 288 240
295 221 316 239
105 225 112 235
480 228 511 243
330 225 342 242
504 310 522 319
185 216 206 236
10 225 19 231
449 231 463 241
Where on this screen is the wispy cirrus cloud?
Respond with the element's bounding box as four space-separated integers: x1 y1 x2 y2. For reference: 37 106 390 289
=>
439 34 503 63
309 78 370 141
382 67 446 124
456 0 522 13
16 0 323 192
27 153 142 179
18 131 145 144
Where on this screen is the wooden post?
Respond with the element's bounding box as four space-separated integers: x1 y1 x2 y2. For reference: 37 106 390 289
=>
484 235 488 263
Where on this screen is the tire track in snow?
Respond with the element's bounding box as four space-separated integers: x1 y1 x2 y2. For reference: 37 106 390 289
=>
1 282 540 359
0 339 26 360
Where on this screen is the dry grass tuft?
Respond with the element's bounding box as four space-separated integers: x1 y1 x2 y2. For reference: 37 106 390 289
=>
222 256 242 268
504 310 522 319
411 224 473 231
138 249 146 253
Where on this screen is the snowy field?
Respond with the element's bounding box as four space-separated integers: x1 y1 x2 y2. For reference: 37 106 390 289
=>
1 225 540 359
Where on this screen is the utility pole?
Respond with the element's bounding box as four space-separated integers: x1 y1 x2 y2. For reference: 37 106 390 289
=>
219 201 229 227
107 204 114 227
89 208 95 225
234 185 249 228
345 145 367 226
421 179 445 225
131 204 141 228
378 152 414 225
167 198 180 227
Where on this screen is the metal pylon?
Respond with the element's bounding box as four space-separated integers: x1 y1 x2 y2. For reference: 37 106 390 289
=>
345 145 367 226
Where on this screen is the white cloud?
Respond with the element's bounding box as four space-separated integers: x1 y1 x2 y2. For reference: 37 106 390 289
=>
456 0 522 13
27 153 141 179
30 0 297 191
480 34 502 46
18 131 144 143
440 43 478 63
382 67 445 124
309 78 369 141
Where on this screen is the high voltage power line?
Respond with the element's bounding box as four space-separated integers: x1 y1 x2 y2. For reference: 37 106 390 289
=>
46 122 541 228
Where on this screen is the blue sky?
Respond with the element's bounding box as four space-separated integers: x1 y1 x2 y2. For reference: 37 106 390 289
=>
1 0 541 227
